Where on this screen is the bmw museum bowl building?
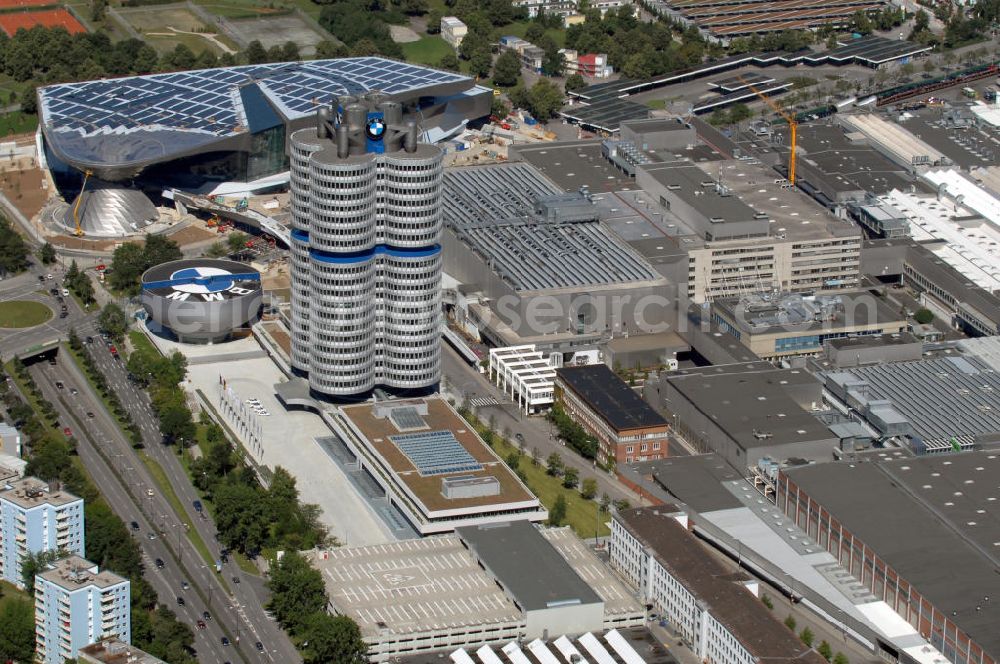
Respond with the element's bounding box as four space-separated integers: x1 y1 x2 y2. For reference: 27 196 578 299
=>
141 259 263 343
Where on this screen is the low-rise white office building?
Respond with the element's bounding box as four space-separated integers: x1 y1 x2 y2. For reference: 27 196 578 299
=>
611 507 827 664
488 345 556 414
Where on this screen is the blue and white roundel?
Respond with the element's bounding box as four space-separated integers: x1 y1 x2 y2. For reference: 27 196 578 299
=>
169 267 234 294
366 117 386 141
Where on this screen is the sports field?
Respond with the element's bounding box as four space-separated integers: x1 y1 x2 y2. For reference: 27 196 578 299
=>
0 0 55 7
0 8 86 36
119 4 236 54
223 13 327 56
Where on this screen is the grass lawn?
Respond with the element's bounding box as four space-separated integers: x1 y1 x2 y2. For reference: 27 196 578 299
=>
194 0 294 19
0 300 52 328
401 35 452 66
129 329 158 355
0 580 31 607
492 435 610 539
0 112 38 138
645 98 666 110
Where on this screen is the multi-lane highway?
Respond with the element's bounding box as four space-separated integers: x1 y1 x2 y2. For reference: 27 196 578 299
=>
28 357 251 664
73 321 299 663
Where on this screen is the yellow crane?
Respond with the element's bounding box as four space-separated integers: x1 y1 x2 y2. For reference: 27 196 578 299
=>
71 169 93 237
739 76 797 185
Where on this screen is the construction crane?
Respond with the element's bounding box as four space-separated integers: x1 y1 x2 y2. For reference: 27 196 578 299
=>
739 77 797 185
71 169 93 237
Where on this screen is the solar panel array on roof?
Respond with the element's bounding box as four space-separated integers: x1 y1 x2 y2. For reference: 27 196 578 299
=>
560 98 650 133
389 406 426 431
40 57 469 138
391 430 484 476
821 35 930 65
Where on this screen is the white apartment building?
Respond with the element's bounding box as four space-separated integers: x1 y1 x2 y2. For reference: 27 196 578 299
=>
611 508 827 664
35 556 131 664
0 477 84 589
440 16 467 48
488 345 556 414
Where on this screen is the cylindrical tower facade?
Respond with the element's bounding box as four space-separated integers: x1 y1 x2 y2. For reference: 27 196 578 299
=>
289 97 443 400
288 129 324 374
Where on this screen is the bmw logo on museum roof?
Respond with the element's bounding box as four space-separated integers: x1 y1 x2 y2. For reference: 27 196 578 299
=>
142 259 261 303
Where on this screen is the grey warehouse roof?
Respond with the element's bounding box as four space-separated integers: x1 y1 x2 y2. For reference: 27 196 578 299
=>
443 163 662 292
783 454 1000 660
457 520 602 612
821 355 1000 449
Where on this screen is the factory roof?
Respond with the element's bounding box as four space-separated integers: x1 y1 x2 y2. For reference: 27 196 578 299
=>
0 476 81 509
881 189 1000 293
902 242 1000 332
616 508 829 664
839 113 946 167
714 291 902 335
638 161 759 225
560 97 651 133
555 364 668 432
665 366 832 451
782 454 1000 660
458 521 603 612
820 355 1000 450
794 123 915 195
923 168 1000 231
621 453 745 513
442 162 662 292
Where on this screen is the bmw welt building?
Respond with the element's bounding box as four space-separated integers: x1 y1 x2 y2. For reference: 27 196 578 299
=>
289 93 442 400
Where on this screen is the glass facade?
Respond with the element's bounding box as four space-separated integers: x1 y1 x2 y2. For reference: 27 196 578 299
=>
247 125 288 182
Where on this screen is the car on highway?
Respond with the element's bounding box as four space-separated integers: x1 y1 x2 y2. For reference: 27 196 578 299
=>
202 611 211 621
55 381 64 389
147 532 156 540
45 274 53 280
175 596 185 606
130 521 139 531
155 558 165 569
63 427 72 437
146 488 154 497
193 500 202 513
231 575 240 584
59 311 68 319
85 336 93 344
69 388 78 395
181 581 189 591
86 411 94 418
61 289 69 297
255 641 264 653
196 620 206 630
221 637 230 647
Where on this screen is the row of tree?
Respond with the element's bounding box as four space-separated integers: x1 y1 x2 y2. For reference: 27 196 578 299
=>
267 552 367 663
64 260 96 306
0 216 30 276
2 363 197 663
70 327 144 446
124 337 196 445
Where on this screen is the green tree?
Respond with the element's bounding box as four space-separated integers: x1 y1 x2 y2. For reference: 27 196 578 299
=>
525 78 564 120
818 640 833 661
98 303 129 342
438 52 461 72
227 231 249 253
39 241 56 264
548 494 567 526
316 40 349 59
546 452 563 476
91 0 107 22
564 73 586 92
215 481 269 554
762 593 774 609
244 40 269 64
493 49 521 87
562 466 579 489
427 9 443 33
580 477 598 499
0 598 34 663
525 22 545 42
914 308 934 324
613 498 630 511
599 492 611 512
468 47 493 78
799 627 814 647
833 653 849 664
168 44 197 70
300 612 367 663
158 402 196 445
21 548 64 593
851 9 873 34
281 41 300 62
267 551 328 633
785 615 797 631
0 217 30 275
